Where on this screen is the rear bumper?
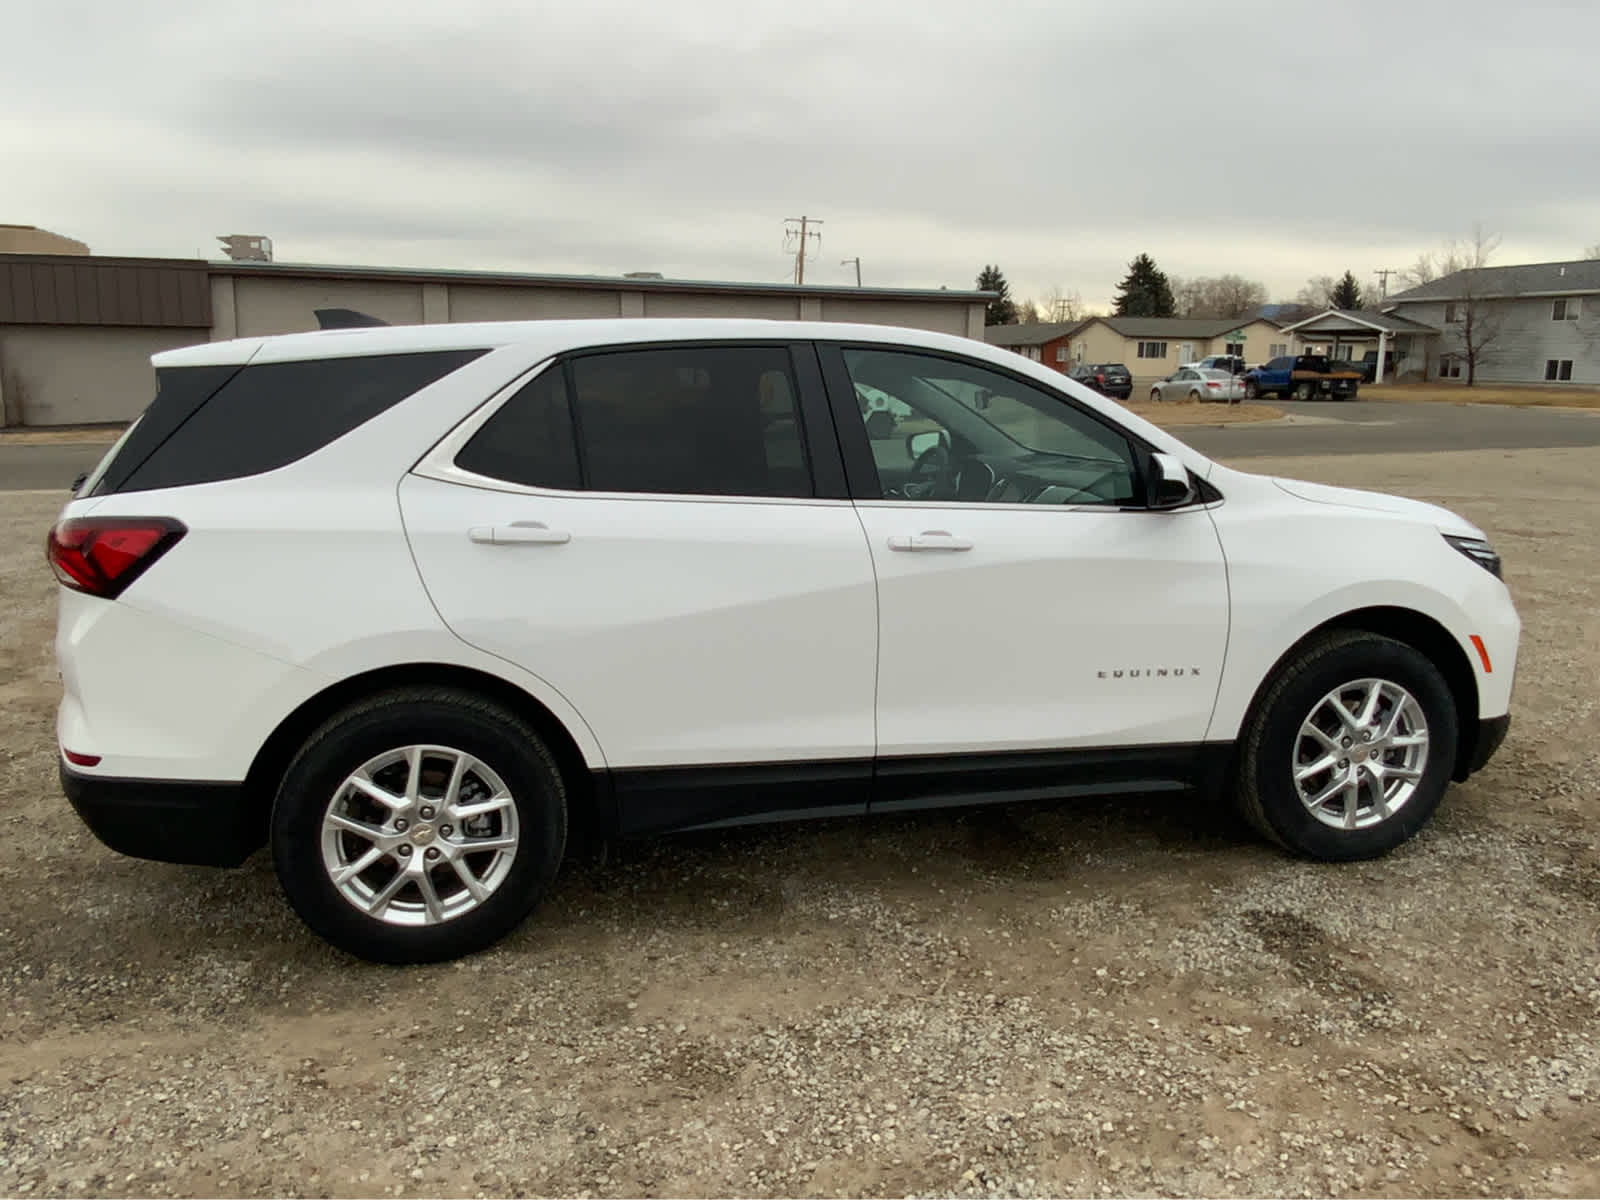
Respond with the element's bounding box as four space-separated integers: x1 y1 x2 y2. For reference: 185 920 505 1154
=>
1457 714 1511 780
60 763 262 867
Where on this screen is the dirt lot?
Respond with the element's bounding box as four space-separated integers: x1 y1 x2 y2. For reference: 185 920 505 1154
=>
2 448 1597 1198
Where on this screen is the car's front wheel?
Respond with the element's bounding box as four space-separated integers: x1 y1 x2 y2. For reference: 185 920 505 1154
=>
1243 381 1258 400
1150 388 1162 403
271 687 567 963
1236 631 1458 861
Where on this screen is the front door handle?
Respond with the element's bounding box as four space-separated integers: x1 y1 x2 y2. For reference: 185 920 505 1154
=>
468 521 572 546
886 530 973 552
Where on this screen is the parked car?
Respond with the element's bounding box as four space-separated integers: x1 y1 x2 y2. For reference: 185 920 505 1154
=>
1354 350 1399 383
51 318 1518 962
1190 354 1248 376
1244 354 1362 401
1150 366 1244 404
1068 361 1133 400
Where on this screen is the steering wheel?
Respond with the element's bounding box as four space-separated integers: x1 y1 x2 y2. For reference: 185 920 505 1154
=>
903 440 953 500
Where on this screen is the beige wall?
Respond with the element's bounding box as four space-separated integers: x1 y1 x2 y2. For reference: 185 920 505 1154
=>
643 292 800 319
229 278 426 336
0 325 204 425
0 226 90 255
819 297 971 335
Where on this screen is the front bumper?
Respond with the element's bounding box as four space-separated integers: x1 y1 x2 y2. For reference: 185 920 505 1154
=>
1457 714 1511 780
61 763 262 867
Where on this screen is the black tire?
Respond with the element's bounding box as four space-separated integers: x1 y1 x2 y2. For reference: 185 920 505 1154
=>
1243 381 1258 401
271 687 568 963
1188 389 1203 404
1236 631 1458 861
1150 388 1162 403
1294 382 1314 402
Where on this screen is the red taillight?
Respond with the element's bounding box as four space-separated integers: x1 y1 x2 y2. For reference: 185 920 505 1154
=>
47 517 186 599
1095 373 1105 383
1206 381 1221 389
63 749 102 767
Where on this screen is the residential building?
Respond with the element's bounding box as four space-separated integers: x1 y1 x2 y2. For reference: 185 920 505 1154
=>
1385 259 1600 385
1064 316 1289 386
982 321 1083 372
0 224 89 255
1276 309 1440 382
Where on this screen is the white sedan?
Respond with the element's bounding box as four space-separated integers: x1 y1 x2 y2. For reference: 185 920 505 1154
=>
1150 367 1245 404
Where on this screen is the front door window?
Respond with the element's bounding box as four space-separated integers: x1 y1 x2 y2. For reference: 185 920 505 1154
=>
840 348 1141 507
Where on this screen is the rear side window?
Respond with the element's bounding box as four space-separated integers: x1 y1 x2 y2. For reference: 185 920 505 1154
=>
573 346 812 497
97 350 484 494
454 367 581 490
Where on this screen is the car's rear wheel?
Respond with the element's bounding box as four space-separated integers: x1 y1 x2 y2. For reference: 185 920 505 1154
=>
1188 389 1203 403
1294 382 1314 401
1243 380 1258 400
1236 631 1458 861
271 687 567 963
1150 388 1162 403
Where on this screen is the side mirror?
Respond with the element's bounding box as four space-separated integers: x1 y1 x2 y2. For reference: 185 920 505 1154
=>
1146 452 1196 510
906 430 947 459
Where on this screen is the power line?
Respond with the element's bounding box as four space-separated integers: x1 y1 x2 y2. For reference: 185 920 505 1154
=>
840 257 861 286
1374 267 1398 299
782 216 823 285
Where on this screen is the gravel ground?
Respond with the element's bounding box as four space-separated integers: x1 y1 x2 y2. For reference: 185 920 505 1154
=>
2 448 1597 1198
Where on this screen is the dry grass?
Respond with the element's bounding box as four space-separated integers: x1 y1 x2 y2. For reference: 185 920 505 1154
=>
1122 400 1284 426
0 427 122 445
1365 382 1600 409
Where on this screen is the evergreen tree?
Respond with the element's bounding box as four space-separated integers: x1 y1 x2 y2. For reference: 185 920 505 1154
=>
976 264 1017 325
1331 270 1363 310
1112 254 1176 318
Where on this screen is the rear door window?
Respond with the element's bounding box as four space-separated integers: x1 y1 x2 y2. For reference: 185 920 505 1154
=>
99 350 485 494
569 346 813 498
454 367 582 490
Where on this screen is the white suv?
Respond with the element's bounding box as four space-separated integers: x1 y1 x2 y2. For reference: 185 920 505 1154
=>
49 319 1518 962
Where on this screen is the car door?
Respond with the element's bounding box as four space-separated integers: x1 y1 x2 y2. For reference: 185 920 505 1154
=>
401 342 879 834
818 343 1230 783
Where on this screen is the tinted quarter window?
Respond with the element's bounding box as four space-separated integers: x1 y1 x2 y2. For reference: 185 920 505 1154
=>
570 346 812 498
455 367 581 490
112 350 485 494
91 364 243 495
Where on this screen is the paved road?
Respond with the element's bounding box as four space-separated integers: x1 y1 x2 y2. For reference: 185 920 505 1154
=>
4 400 1600 492
1182 398 1600 459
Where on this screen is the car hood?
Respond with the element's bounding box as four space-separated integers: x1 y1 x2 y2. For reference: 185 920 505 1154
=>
1271 477 1483 536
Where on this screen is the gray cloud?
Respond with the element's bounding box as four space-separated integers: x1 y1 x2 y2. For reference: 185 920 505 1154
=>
5 0 1599 306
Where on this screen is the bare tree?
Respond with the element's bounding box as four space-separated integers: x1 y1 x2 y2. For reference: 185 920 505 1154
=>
1015 299 1043 325
1171 274 1268 318
1437 225 1508 387
1295 274 1338 309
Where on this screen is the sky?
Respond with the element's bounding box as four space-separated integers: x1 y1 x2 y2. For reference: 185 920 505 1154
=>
5 0 1600 311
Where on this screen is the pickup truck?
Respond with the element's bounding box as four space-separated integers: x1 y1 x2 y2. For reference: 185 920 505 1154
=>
1243 355 1361 401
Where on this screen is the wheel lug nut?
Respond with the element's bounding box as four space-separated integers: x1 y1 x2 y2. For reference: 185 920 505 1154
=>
425 847 441 860
397 844 413 857
1341 737 1352 748
1338 758 1349 769
394 819 408 832
419 805 435 820
440 825 453 837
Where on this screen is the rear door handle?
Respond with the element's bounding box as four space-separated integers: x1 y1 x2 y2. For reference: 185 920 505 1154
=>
886 530 973 552
468 521 572 546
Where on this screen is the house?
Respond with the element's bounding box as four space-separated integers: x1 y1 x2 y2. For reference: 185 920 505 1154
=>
1384 258 1600 385
1063 315 1290 387
1276 309 1440 382
982 321 1084 372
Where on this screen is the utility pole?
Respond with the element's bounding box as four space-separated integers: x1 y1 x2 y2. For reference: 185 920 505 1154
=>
783 216 823 284
841 257 861 286
1374 267 1397 300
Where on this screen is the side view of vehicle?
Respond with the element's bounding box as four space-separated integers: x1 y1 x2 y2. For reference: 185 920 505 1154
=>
1244 354 1362 401
1150 366 1244 404
50 318 1517 963
1189 354 1248 377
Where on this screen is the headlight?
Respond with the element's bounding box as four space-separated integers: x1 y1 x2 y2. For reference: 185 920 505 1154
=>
1444 534 1502 579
